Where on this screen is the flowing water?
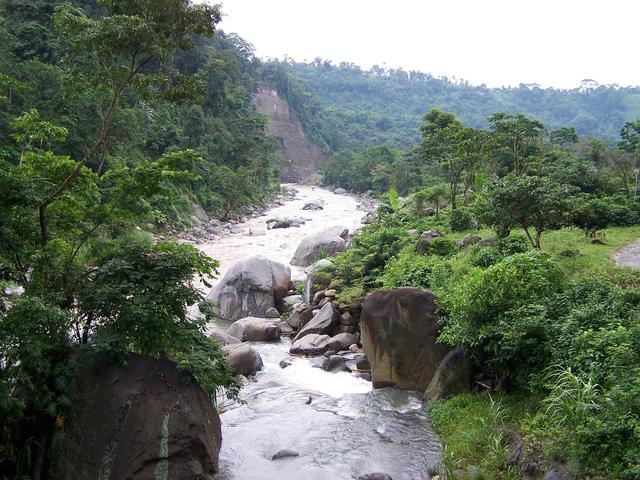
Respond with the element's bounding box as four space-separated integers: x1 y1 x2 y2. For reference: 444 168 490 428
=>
198 185 441 480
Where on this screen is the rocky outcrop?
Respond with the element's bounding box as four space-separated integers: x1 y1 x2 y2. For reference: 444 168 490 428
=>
207 256 291 321
252 84 327 182
227 316 282 342
50 354 222 480
416 230 444 254
224 343 264 377
291 226 349 267
360 287 449 391
423 348 472 401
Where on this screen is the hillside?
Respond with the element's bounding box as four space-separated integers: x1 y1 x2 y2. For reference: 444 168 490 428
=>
262 59 640 151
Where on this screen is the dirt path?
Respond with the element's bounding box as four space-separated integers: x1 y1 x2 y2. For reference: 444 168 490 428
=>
613 239 640 269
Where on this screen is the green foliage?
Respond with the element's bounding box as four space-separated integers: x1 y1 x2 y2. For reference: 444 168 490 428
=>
450 208 475 232
429 394 520 479
439 252 563 386
479 173 576 248
381 249 454 291
332 220 411 290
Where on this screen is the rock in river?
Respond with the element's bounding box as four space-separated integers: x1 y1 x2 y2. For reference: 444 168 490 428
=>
207 255 291 321
50 354 222 480
360 287 449 391
227 317 282 342
224 343 264 377
290 226 349 267
294 302 340 341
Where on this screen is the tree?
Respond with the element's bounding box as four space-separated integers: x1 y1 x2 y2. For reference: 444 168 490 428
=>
480 174 575 248
487 112 545 174
34 0 221 244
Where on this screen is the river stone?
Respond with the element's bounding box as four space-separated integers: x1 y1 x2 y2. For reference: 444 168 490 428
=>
424 348 472 401
207 256 291 320
359 474 393 480
209 327 241 346
331 332 359 350
264 307 281 318
361 287 449 391
304 259 334 304
227 317 281 342
271 449 300 460
50 354 222 479
334 188 347 194
289 333 332 356
191 202 209 223
278 320 294 336
355 354 371 371
322 355 351 373
224 343 264 376
283 294 303 305
290 226 349 267
302 201 324 211
294 302 340 341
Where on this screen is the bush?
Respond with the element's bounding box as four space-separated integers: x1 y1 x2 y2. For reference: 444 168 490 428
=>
471 246 503 268
381 249 454 290
450 207 475 232
439 251 564 386
424 237 458 257
496 235 530 256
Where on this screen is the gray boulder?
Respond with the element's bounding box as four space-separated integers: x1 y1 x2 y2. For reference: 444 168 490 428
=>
207 256 291 321
423 348 472 401
265 307 281 318
294 302 340 341
227 317 281 342
302 202 324 211
290 334 332 356
355 354 371 371
322 355 351 373
290 226 349 267
209 328 241 346
330 332 359 350
191 203 209 223
334 188 347 194
359 474 393 480
304 259 334 304
223 343 264 376
283 294 303 306
416 230 444 254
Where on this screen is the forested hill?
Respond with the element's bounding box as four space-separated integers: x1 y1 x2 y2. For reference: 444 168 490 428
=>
262 59 640 152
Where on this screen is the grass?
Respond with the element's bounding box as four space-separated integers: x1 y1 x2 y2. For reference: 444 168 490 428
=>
428 394 523 479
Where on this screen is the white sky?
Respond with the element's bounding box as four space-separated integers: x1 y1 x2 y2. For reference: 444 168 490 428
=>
217 0 639 89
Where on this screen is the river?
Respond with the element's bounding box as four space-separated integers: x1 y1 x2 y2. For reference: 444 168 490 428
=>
198 185 441 480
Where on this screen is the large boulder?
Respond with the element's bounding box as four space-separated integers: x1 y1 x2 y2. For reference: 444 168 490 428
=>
207 256 291 320
416 230 444 254
289 333 333 356
304 259 334 304
223 343 264 377
50 354 222 479
360 287 449 391
294 302 340 341
209 327 241 346
290 226 349 267
227 317 281 342
423 348 472 401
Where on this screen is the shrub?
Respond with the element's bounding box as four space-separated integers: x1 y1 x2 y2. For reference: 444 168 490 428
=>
439 252 564 386
471 246 503 268
381 250 454 290
450 207 475 232
424 237 458 257
496 235 530 256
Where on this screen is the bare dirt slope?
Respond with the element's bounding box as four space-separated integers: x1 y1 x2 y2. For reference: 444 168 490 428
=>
253 84 327 182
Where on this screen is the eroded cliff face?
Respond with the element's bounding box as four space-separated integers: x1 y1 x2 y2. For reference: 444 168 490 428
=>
253 84 327 182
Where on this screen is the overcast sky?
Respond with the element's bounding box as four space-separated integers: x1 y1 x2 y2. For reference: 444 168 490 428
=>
217 0 638 89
